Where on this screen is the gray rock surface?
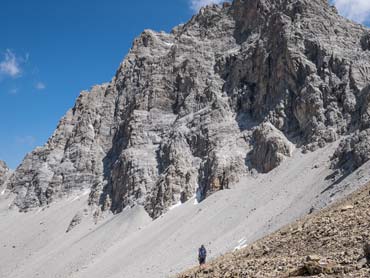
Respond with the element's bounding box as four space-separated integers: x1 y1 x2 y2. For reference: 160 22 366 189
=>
0 160 10 187
7 0 370 217
250 122 293 173
66 212 83 233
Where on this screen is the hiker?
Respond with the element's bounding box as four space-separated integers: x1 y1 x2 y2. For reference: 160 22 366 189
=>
198 244 207 266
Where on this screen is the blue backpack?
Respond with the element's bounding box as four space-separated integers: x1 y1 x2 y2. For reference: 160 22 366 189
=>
199 246 206 259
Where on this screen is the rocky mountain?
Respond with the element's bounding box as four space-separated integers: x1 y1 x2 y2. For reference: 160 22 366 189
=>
178 181 370 278
6 0 370 221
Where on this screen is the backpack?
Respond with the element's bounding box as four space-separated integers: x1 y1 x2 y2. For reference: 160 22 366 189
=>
199 246 206 259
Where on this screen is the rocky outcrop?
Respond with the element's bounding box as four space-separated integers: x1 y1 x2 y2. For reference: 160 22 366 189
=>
7 0 370 217
331 85 370 173
0 160 10 187
250 122 293 173
331 129 370 173
66 212 83 233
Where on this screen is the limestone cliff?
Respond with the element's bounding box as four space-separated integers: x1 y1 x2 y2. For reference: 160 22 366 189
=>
7 0 370 218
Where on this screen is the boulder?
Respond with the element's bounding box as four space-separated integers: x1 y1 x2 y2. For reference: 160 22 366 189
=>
66 212 83 233
250 123 293 173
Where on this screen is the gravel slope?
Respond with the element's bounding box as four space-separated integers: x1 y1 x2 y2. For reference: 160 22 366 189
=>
178 182 370 278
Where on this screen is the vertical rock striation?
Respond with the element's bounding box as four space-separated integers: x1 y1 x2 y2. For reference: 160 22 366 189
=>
7 0 370 217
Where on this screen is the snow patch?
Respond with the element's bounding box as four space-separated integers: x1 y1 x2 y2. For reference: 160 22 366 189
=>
169 201 182 210
188 194 199 205
225 46 241 55
70 189 90 202
35 208 43 214
163 42 174 47
234 238 248 251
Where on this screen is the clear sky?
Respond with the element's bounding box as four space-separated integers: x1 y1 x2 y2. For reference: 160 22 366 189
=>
0 0 369 169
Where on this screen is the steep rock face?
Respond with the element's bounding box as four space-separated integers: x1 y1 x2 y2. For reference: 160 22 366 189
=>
332 86 370 174
227 0 370 146
7 0 370 217
0 160 10 187
8 84 117 210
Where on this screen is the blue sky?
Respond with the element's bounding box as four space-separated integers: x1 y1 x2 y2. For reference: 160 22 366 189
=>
0 0 369 169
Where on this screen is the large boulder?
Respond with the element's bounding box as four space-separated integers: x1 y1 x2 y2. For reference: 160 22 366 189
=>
331 129 370 173
250 123 293 173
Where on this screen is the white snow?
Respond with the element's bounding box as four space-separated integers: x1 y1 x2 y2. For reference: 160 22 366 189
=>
192 194 199 205
234 238 247 251
163 41 174 47
70 189 91 202
169 201 182 210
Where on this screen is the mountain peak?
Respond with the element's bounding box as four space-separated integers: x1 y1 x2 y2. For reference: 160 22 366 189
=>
3 2 370 278
6 0 370 220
